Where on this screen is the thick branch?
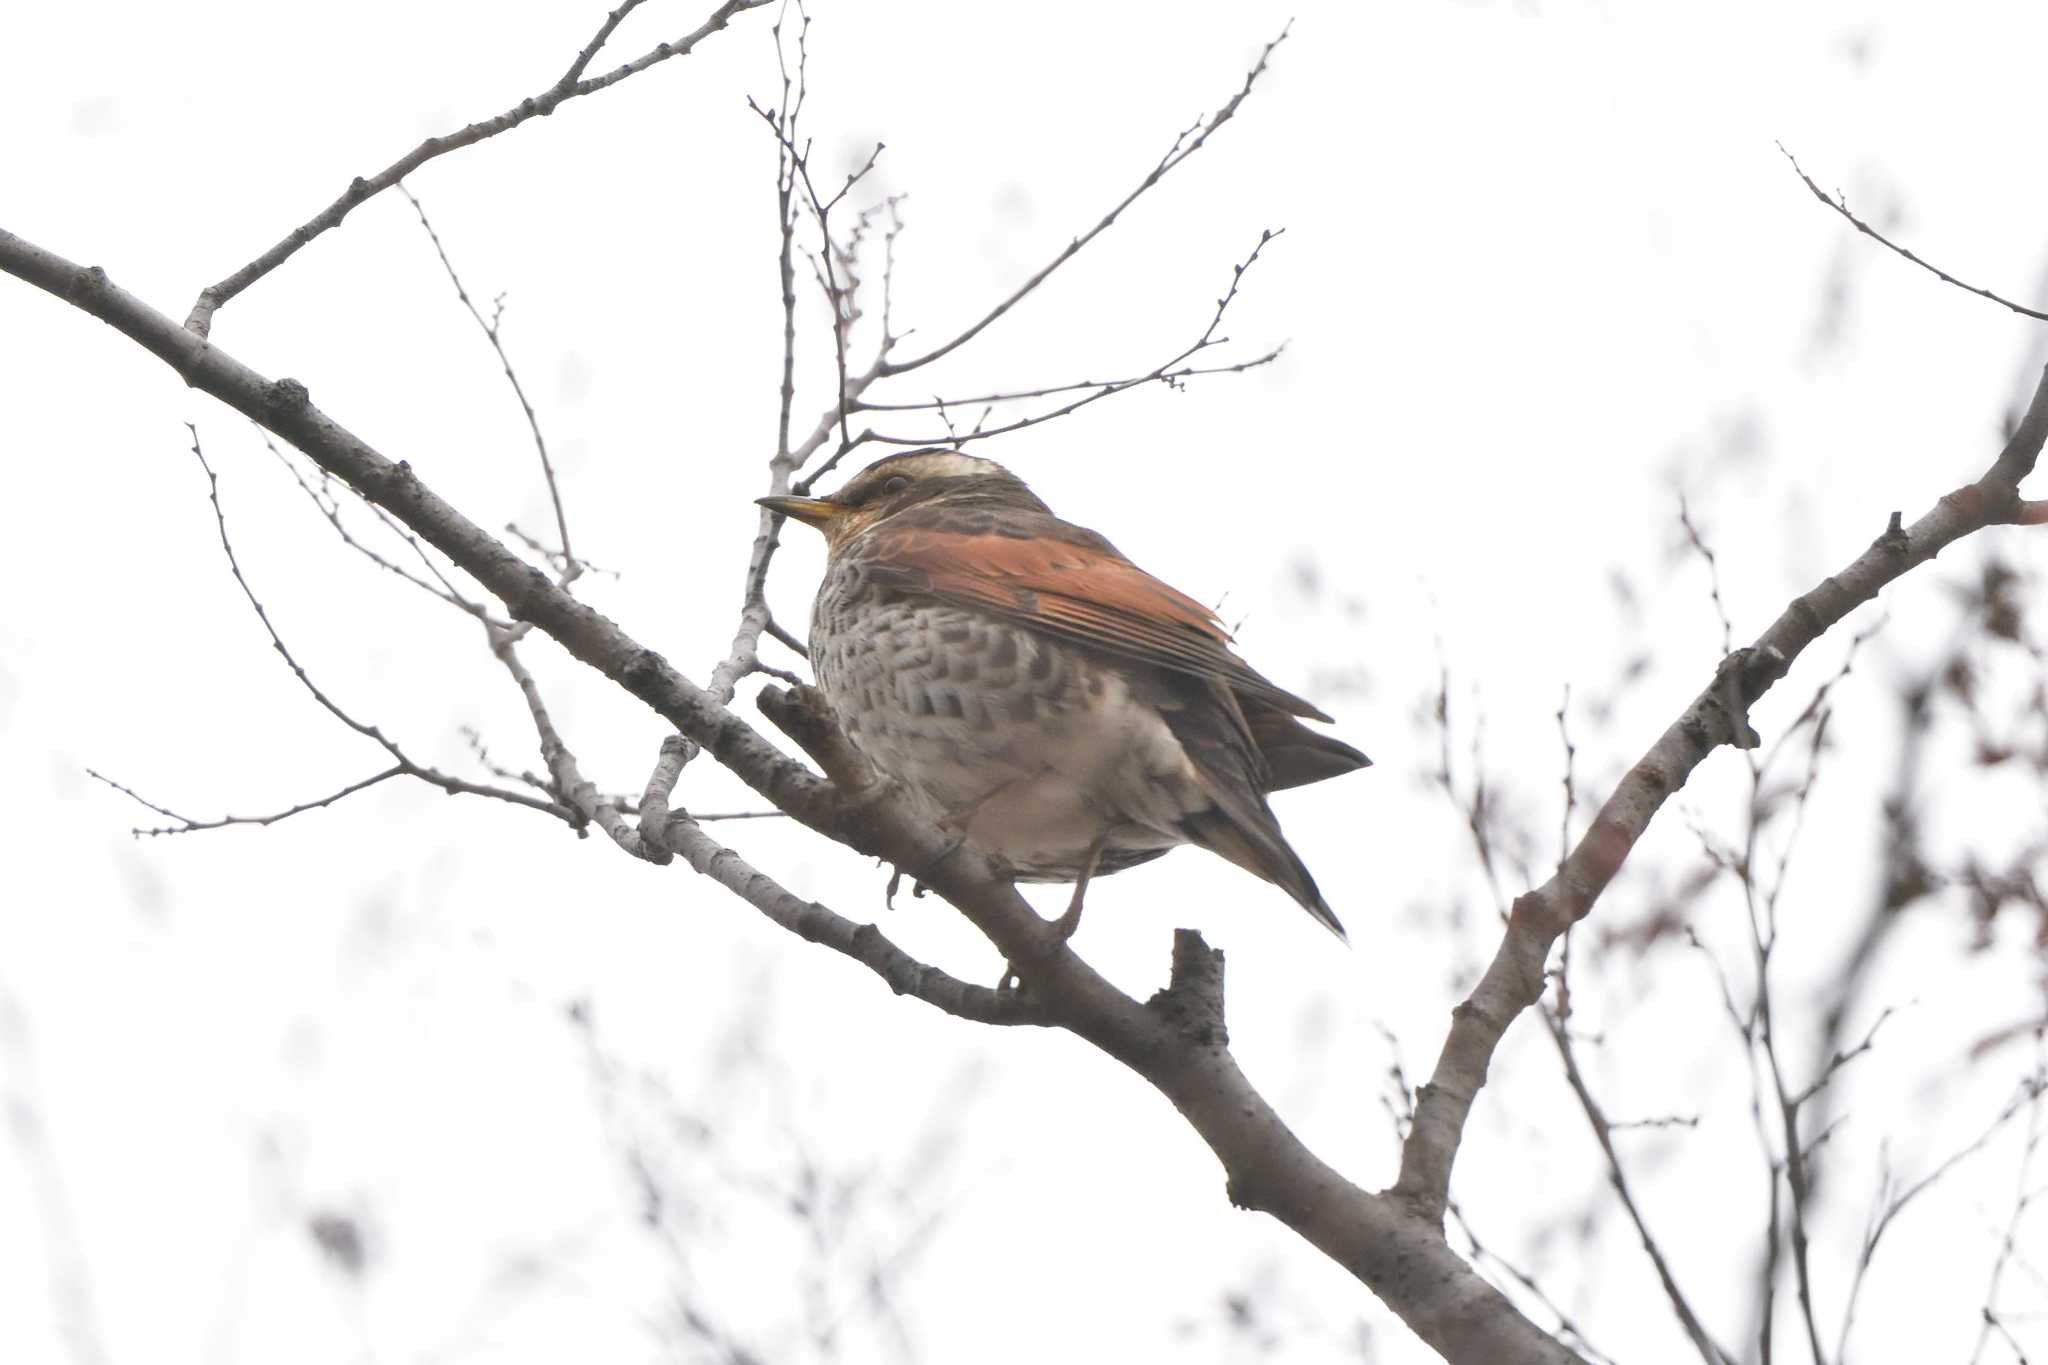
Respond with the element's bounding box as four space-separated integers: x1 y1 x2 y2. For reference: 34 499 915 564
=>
1393 366 2048 1225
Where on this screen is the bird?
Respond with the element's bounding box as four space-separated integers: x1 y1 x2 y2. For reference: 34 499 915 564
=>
759 448 1370 941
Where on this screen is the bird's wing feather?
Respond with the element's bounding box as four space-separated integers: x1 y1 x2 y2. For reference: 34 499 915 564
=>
857 521 1332 722
1158 679 1348 939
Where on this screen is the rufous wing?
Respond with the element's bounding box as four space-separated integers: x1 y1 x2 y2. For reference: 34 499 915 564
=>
857 518 1333 722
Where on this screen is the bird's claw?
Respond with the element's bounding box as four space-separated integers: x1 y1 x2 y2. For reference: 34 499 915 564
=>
882 828 968 910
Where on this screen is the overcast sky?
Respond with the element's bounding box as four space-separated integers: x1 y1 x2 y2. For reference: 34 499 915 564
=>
5 2 2047 1363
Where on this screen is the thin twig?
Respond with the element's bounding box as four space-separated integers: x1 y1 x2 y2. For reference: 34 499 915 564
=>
504 522 612 580
558 0 652 87
87 764 408 837
1393 366 2048 1234
399 185 579 586
1557 685 1578 871
1838 1063 2046 1360
147 426 570 826
1546 987 1733 1364
1779 145 2048 325
261 430 504 620
1447 1201 1622 1365
634 8 883 850
876 24 1292 377
1679 496 1736 655
857 230 1287 449
850 351 1289 413
1969 1038 2048 1365
184 0 776 335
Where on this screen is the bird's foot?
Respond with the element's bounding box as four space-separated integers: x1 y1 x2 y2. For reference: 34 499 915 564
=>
1049 880 1088 944
1046 834 1108 945
841 770 903 812
882 828 971 910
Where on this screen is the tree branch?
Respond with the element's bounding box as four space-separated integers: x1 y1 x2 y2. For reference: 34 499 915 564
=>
1393 366 2048 1227
86 763 409 837
0 230 1600 1361
875 24 1291 379
182 0 774 336
1545 1000 1734 1364
116 424 574 829
1778 145 2048 325
400 185 579 587
658 810 1046 1026
859 230 1287 449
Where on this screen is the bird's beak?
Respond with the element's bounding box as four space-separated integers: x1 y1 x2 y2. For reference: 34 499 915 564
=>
756 494 844 530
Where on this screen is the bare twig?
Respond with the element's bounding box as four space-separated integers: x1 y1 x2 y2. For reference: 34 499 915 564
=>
1441 656 1727 1362
399 185 579 586
183 0 775 336
87 764 410 837
1731 613 1889 1365
876 24 1292 378
1788 1007 1895 1110
1556 686 1578 870
1779 145 2048 325
857 229 1287 449
504 522 612 580
784 32 1290 491
1969 1037 2048 1365
114 426 573 829
271 418 622 860
848 354 1288 414
634 12 888 851
745 4 885 453
557 0 651 87
1839 1059 2046 1360
1447 1201 1622 1365
1544 1002 1734 1364
1679 496 1736 655
1392 365 2048 1230
864 345 1286 450
262 431 505 620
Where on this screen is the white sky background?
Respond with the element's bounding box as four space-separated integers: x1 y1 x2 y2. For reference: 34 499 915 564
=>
3 1 2047 1362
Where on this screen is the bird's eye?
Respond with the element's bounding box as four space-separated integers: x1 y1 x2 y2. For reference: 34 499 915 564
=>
880 475 911 495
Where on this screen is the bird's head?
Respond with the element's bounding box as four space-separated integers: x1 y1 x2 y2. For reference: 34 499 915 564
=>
757 448 1045 550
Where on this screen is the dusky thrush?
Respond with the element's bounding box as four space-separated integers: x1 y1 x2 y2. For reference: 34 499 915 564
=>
761 449 1369 940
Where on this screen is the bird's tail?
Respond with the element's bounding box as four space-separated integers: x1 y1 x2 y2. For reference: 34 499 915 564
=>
1180 804 1348 941
1242 699 1372 792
